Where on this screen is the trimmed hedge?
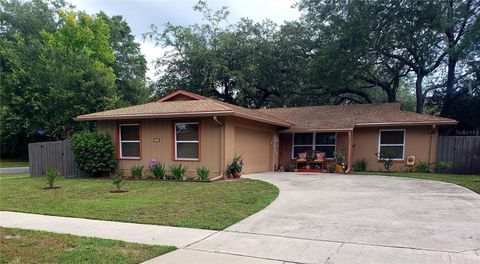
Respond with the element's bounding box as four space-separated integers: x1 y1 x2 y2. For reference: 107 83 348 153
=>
71 131 117 176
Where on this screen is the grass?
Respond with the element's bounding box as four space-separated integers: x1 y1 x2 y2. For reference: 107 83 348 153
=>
0 172 29 179
354 172 480 194
0 159 28 168
0 177 279 230
0 227 175 264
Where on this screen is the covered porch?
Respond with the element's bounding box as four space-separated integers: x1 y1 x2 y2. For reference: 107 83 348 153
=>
277 129 354 173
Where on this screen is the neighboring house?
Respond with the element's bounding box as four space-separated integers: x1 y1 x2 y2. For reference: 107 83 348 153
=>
75 90 457 176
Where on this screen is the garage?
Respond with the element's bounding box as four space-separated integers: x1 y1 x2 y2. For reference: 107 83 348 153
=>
234 127 273 173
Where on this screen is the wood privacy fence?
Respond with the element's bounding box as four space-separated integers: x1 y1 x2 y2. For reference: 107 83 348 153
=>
28 140 88 177
436 136 480 175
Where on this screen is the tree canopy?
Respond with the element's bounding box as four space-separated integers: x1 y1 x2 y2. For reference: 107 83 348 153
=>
0 0 148 158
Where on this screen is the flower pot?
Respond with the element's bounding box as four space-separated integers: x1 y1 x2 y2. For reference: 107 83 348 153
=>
335 164 344 173
232 172 241 178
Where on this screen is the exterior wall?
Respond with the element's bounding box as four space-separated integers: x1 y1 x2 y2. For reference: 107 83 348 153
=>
224 116 278 173
96 117 223 177
352 126 437 171
278 126 438 172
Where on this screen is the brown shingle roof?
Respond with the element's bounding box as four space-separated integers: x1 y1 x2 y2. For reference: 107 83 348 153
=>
75 93 291 127
76 90 456 130
258 103 457 132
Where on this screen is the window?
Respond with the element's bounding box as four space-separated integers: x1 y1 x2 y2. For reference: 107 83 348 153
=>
119 124 140 159
292 132 336 159
378 129 405 160
175 122 199 160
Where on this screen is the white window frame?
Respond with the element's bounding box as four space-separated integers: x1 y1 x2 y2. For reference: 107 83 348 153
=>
175 122 199 161
291 132 337 159
119 124 140 159
377 129 406 160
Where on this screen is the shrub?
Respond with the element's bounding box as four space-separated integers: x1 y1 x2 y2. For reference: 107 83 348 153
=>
130 165 144 180
438 161 453 173
352 158 368 172
111 170 125 191
71 131 117 177
149 159 166 179
170 164 188 181
376 151 395 172
284 163 293 172
45 167 60 188
334 150 347 166
415 161 430 173
227 155 243 176
196 166 210 181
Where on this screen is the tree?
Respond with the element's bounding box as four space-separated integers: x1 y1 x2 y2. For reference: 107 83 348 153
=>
1 7 118 157
145 1 307 108
298 0 479 114
97 12 150 106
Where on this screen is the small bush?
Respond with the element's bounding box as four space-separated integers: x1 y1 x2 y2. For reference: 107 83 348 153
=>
284 163 293 172
438 161 453 173
112 170 125 191
45 167 60 188
352 158 368 172
130 165 144 180
170 164 188 181
71 131 117 177
196 166 210 181
415 161 430 173
376 151 395 172
149 160 166 179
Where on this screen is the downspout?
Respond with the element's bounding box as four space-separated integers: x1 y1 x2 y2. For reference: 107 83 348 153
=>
345 130 354 173
213 116 225 179
428 125 436 172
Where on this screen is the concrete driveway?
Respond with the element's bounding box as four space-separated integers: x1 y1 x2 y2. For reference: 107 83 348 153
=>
149 173 480 264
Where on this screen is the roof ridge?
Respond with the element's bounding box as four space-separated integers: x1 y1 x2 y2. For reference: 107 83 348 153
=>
258 102 400 111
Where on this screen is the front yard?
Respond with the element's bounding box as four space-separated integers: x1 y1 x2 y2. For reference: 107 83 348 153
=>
354 172 480 194
0 177 278 230
0 227 175 264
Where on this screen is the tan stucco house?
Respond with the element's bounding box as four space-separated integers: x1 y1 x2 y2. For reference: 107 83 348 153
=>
75 90 457 177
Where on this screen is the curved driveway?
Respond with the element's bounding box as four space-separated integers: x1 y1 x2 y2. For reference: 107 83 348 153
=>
151 173 480 264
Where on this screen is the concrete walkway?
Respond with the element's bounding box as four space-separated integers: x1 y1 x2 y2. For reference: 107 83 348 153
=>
0 167 29 173
0 211 217 248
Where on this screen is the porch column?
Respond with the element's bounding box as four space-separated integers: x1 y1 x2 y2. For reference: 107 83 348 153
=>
346 130 353 173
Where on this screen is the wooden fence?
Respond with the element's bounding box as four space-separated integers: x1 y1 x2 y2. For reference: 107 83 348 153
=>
436 136 480 174
28 140 88 177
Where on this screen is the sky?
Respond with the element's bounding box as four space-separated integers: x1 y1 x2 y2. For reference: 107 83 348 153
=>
69 0 301 79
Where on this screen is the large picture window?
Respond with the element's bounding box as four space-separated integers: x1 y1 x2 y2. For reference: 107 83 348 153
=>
119 124 140 159
378 129 405 160
175 122 199 160
292 132 336 159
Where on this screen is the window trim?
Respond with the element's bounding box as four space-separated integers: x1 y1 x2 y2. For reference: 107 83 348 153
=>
291 132 337 159
118 123 141 160
377 129 406 161
173 121 201 161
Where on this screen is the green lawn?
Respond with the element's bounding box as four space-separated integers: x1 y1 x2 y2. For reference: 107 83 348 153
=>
0 172 29 179
0 159 29 168
0 227 175 264
354 172 480 194
0 177 278 230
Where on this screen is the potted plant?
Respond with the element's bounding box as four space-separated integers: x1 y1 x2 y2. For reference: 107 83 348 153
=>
334 150 347 173
227 155 243 178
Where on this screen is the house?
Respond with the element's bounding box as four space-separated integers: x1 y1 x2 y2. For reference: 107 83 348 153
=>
75 90 457 177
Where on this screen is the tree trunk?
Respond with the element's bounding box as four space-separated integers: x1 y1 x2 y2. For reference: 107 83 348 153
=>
415 74 425 113
440 54 457 117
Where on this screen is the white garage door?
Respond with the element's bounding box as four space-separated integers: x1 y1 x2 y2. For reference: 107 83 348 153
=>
234 127 272 173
